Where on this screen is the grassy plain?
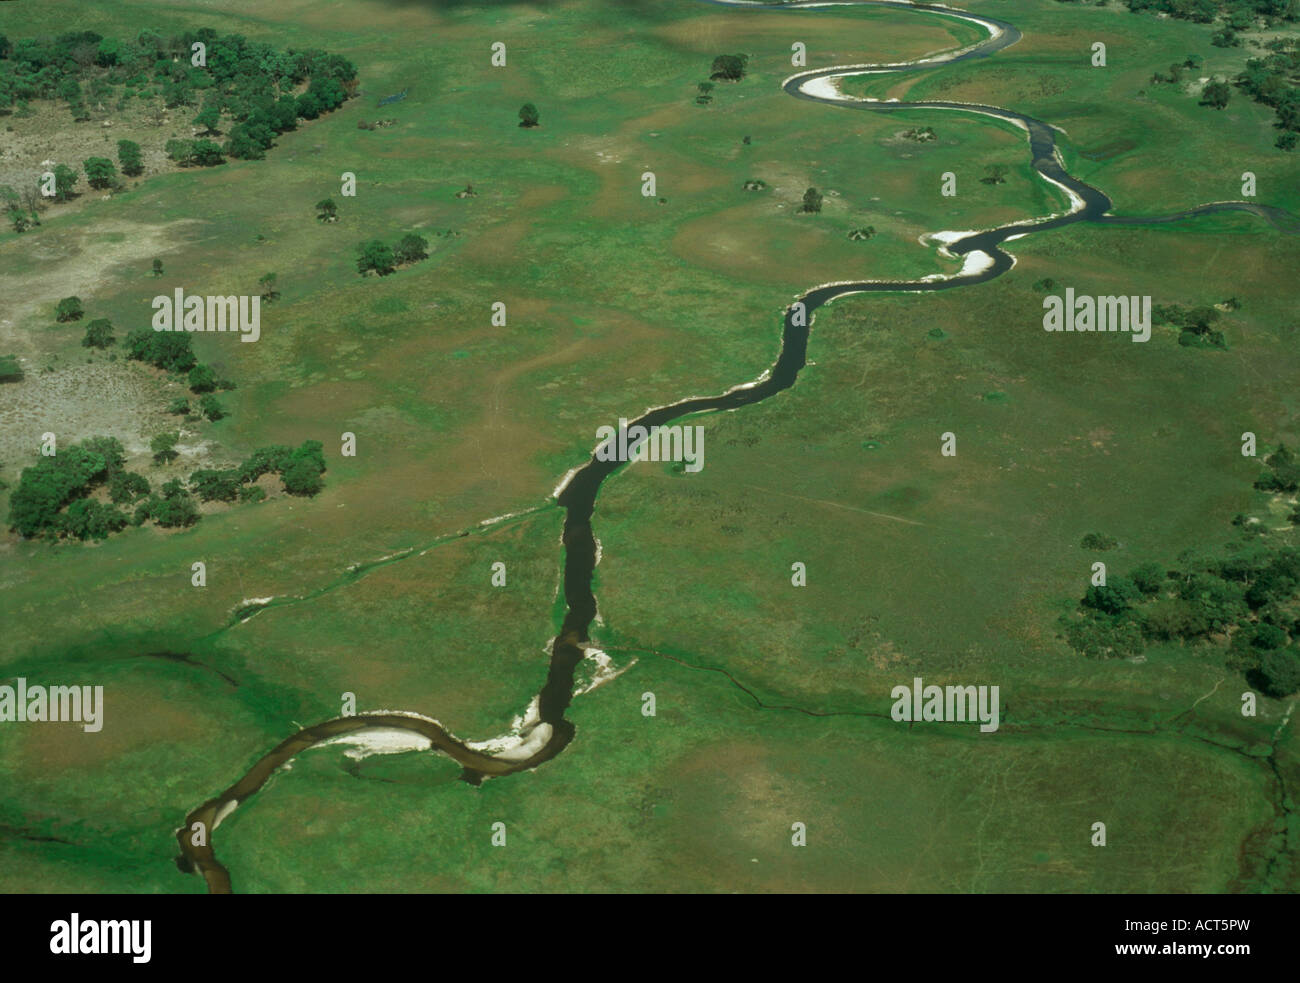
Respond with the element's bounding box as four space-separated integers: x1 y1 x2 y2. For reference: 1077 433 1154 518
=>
0 0 1296 892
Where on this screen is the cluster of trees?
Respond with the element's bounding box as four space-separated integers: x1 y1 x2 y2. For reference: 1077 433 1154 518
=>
1095 0 1298 146
1253 443 1299 493
1153 302 1228 348
190 440 327 500
164 137 224 167
1060 443 1300 698
4 436 163 540
1121 0 1296 26
1234 44 1300 149
52 295 116 349
4 434 326 541
122 329 231 419
356 232 429 276
800 187 823 213
0 28 356 161
124 326 197 372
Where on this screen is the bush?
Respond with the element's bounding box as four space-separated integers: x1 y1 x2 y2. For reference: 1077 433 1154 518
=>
1081 532 1119 551
1083 576 1140 615
281 456 324 496
83 156 118 189
82 318 115 349
188 364 217 393
198 394 226 421
1130 561 1165 596
394 232 429 265
117 139 144 177
151 431 180 464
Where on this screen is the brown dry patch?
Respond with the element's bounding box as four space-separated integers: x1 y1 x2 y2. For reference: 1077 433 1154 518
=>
13 680 212 775
456 184 568 266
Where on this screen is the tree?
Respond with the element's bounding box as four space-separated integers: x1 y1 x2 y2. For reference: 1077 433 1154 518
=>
1255 647 1300 697
0 355 22 383
82 318 115 349
83 157 118 190
356 239 396 276
53 164 79 202
257 272 279 301
1201 80 1231 109
188 364 217 393
152 258 164 277
394 233 428 265
151 431 180 464
710 54 748 81
7 206 33 234
280 441 327 496
193 106 221 135
801 187 823 213
117 139 144 177
167 397 190 415
108 471 150 504
1211 27 1238 48
315 198 337 222
55 297 84 323
199 394 226 421
518 102 540 128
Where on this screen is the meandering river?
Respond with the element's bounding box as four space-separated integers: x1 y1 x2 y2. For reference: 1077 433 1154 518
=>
175 0 1296 893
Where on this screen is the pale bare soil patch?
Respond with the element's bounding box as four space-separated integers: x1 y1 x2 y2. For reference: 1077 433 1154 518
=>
0 218 201 357
0 360 184 484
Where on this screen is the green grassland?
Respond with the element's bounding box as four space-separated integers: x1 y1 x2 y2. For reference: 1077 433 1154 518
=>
0 0 1297 892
